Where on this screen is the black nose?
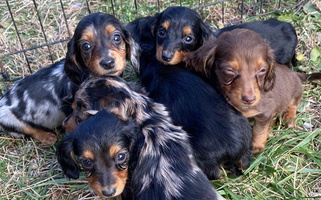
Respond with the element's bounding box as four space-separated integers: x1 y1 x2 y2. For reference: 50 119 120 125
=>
102 188 116 197
100 58 115 70
162 51 173 62
241 95 256 105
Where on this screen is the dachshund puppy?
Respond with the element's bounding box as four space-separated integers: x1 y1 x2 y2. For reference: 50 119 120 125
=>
64 12 139 85
63 75 252 182
153 7 214 65
214 18 298 67
186 29 321 153
57 93 224 199
127 6 252 179
127 6 213 64
0 12 138 146
0 60 77 146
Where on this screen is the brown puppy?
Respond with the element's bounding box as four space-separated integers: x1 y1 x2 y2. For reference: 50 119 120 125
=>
186 29 321 153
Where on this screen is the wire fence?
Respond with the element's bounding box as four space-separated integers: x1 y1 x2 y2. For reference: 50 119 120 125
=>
0 0 307 94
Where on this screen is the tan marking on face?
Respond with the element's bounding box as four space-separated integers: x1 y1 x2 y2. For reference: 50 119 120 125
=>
228 60 240 71
86 46 103 75
83 150 95 160
87 174 105 197
109 145 121 158
87 45 127 76
256 59 266 69
113 168 128 196
105 25 117 36
109 45 127 75
81 25 95 42
161 21 170 30
167 50 188 65
156 45 164 63
183 26 192 36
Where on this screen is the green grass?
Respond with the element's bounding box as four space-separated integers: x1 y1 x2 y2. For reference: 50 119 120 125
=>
0 0 321 199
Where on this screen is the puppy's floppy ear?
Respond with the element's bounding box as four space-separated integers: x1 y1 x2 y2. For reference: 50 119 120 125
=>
64 38 88 85
127 38 141 74
200 21 215 45
151 12 161 36
105 92 137 121
263 47 276 92
185 37 217 77
56 134 80 179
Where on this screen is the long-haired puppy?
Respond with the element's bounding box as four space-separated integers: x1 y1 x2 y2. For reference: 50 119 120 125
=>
57 78 224 200
214 18 298 67
186 29 321 153
0 60 77 146
63 75 252 182
127 6 213 64
127 6 252 179
64 12 139 85
0 12 138 146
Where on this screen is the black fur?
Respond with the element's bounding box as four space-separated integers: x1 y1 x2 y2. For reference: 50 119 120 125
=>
127 6 253 180
57 93 223 199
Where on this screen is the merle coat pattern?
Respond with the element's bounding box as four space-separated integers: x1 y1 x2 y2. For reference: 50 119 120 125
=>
57 77 224 199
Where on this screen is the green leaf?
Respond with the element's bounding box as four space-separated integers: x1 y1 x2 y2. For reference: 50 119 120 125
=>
277 15 293 23
296 52 305 61
303 3 318 14
310 46 321 61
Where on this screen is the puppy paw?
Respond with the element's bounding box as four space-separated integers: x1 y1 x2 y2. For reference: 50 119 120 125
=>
39 133 57 146
287 120 296 128
252 143 265 153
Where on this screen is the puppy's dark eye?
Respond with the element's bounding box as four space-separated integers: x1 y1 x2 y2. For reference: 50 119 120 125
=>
81 158 94 169
82 42 92 52
115 150 128 171
117 153 126 162
113 33 122 44
184 35 194 44
158 28 166 38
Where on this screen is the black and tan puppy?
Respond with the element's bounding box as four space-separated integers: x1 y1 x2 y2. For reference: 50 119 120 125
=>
64 12 139 85
214 18 298 67
127 6 253 179
57 84 224 199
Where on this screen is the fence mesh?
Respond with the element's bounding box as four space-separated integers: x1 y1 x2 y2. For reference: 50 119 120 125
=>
0 0 305 94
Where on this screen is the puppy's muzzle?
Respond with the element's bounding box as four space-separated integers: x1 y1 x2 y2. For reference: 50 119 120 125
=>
161 51 174 62
241 95 256 105
100 58 115 70
102 188 116 197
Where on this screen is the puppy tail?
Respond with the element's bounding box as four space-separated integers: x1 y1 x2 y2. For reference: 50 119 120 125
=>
297 72 321 82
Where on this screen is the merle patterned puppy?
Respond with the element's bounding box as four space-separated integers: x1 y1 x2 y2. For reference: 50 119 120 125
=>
0 60 76 146
57 77 224 199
